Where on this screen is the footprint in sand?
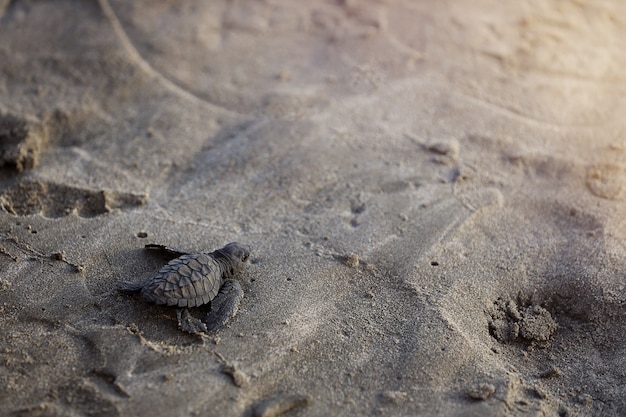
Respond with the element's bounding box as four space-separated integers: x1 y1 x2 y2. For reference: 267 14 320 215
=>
0 180 147 218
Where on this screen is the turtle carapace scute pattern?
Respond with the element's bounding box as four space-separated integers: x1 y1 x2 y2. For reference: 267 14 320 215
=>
141 253 223 308
117 242 251 333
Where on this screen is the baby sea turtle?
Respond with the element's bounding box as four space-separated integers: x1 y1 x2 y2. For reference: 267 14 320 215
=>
118 242 251 334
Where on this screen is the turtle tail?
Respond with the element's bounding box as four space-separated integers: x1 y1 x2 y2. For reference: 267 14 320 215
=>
117 280 143 292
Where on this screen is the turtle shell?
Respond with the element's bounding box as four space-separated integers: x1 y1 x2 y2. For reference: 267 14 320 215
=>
139 253 223 308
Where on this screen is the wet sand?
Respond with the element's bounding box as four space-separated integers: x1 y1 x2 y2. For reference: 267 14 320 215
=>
1 1 626 416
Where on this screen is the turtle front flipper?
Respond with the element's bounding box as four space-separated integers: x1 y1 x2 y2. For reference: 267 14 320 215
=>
144 244 190 256
204 280 244 332
177 308 208 334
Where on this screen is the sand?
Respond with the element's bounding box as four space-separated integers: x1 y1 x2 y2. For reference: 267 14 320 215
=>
1 1 625 416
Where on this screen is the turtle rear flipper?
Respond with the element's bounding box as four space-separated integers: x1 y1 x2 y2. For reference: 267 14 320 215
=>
117 281 144 292
204 280 244 332
177 308 208 333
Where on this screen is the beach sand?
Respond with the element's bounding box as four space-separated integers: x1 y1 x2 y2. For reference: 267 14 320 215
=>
1 1 625 416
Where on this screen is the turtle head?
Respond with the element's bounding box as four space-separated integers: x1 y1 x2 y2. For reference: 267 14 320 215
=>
214 242 251 276
220 242 251 262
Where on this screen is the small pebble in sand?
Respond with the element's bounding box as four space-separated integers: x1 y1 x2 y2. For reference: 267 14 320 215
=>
50 251 66 261
222 363 250 388
254 394 311 417
277 69 291 81
467 382 496 400
345 253 359 268
50 251 84 272
427 140 459 157
539 366 561 379
381 390 408 404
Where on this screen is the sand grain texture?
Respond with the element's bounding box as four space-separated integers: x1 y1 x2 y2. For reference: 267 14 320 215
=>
1 1 625 416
